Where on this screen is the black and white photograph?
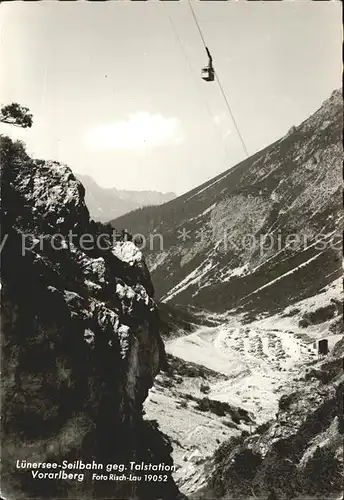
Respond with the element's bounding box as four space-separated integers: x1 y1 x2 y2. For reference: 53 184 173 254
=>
0 1 342 499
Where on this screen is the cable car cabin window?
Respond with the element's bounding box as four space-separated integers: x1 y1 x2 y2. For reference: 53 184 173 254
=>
202 67 214 82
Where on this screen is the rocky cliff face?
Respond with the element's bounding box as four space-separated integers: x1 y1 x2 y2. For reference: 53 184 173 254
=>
77 174 176 222
195 350 343 500
0 136 183 500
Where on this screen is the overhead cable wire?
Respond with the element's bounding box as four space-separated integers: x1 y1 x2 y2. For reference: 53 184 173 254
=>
214 72 250 158
187 0 251 159
163 6 234 163
187 0 208 53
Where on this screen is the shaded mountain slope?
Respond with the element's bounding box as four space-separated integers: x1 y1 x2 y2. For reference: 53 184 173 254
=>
158 302 221 341
112 90 342 315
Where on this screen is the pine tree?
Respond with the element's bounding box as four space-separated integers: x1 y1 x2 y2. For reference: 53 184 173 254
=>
0 103 33 128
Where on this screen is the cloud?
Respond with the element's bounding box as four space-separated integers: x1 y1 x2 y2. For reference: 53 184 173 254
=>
213 113 225 126
86 112 183 150
213 113 231 140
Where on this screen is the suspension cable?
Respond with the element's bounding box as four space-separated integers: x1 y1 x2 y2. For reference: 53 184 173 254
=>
187 0 208 53
187 0 250 159
215 72 250 158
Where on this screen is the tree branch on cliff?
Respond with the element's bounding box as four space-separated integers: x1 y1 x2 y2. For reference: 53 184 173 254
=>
0 103 33 128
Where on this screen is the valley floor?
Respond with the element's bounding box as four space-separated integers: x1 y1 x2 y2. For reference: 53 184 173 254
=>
144 281 342 496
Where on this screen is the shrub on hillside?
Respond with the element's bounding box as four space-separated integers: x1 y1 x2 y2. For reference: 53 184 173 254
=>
298 304 337 328
256 421 271 435
281 308 300 318
195 397 251 423
0 135 30 173
200 383 210 394
242 312 257 324
210 448 263 498
213 435 243 464
278 393 298 412
252 451 299 499
300 447 342 495
305 358 343 384
196 397 226 416
222 419 238 430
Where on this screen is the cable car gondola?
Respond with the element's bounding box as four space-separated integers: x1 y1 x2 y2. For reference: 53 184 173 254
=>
201 47 215 82
166 0 250 157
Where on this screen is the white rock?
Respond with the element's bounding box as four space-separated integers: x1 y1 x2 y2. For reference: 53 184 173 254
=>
112 241 142 265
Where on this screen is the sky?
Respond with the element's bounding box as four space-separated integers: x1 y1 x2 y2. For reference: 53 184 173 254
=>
0 1 341 195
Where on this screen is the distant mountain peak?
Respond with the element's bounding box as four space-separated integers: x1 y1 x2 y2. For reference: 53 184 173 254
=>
76 174 176 222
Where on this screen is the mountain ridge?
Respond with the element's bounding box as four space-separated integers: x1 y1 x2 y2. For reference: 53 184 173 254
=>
76 173 176 222
111 89 342 317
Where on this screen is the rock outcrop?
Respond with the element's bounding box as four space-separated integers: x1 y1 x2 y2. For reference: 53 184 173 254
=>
0 136 183 500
